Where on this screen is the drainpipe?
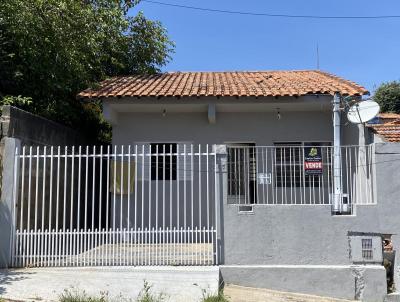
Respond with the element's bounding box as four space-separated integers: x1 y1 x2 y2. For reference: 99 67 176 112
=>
333 92 343 213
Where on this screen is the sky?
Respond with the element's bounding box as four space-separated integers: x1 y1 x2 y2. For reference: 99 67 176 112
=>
130 0 400 93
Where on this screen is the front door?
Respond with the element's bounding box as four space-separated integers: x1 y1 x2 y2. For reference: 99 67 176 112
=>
227 143 257 204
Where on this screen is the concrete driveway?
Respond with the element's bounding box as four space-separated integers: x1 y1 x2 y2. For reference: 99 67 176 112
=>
0 266 219 302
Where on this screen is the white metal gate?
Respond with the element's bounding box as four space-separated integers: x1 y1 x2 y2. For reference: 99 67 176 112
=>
11 144 219 267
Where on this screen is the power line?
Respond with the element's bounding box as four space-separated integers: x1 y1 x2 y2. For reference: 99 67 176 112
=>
141 0 400 20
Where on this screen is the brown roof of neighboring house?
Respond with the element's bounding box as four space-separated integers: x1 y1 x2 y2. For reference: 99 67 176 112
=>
77 70 369 99
369 113 400 142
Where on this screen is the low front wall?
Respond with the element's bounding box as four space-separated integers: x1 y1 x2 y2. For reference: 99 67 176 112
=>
222 204 396 266
220 143 400 301
220 265 387 301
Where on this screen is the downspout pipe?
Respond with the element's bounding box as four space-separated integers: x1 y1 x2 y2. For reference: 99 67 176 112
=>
332 92 343 213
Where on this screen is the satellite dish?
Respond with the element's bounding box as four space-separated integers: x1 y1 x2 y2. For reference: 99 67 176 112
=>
347 100 380 124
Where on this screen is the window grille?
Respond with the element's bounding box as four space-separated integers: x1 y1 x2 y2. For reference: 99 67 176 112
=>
361 238 373 260
150 143 177 181
274 142 332 187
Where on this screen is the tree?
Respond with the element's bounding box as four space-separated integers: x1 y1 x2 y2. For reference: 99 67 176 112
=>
0 0 174 143
373 81 400 114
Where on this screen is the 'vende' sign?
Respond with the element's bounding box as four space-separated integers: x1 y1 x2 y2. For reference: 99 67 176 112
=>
304 146 323 175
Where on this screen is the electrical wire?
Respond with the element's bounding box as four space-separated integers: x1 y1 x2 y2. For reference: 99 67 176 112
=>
141 0 400 20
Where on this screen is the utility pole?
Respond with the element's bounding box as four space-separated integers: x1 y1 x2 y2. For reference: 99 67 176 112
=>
332 92 343 213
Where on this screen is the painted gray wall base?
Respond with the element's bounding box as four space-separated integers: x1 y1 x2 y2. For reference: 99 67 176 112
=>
220 265 387 302
221 143 400 300
0 138 20 268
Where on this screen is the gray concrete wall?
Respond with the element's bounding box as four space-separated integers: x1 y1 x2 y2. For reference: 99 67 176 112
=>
0 106 88 267
220 265 387 302
112 111 338 145
0 105 86 147
220 143 400 300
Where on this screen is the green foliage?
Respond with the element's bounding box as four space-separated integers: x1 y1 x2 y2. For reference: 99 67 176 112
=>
201 289 229 302
59 281 165 302
0 0 174 143
373 81 400 114
135 280 165 302
59 288 108 302
1 95 33 108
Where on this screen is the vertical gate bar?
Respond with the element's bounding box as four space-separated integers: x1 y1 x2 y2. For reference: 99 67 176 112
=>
170 145 173 230
214 149 218 265
99 146 103 266
27 146 33 232
345 147 350 206
245 148 248 204
69 147 75 265
184 145 186 229
141 145 145 232
206 145 209 229
77 146 82 234
120 145 124 230
283 148 286 204
20 146 26 232
191 144 194 229
105 146 110 232
33 147 39 264
289 147 293 204
176 146 180 229
55 147 61 266
92 146 96 252
128 146 131 264
127 145 131 234
63 147 68 266
34 146 39 230
321 147 325 204
155 145 158 231
83 146 89 266
272 147 276 204
120 146 124 266
134 145 138 260
163 145 166 231
261 147 265 204
49 147 54 266
112 145 117 265
254 147 257 204
148 145 152 234
198 145 201 228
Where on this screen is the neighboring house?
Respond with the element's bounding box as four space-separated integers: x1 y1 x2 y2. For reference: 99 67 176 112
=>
368 113 400 142
2 70 400 302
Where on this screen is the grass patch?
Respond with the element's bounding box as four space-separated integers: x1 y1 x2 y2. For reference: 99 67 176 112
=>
59 281 165 302
135 281 165 302
59 288 109 302
201 290 229 302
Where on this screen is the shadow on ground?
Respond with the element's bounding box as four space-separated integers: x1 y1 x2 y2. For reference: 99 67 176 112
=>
0 269 34 296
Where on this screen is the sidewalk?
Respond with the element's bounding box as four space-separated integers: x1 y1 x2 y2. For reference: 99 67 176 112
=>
224 285 355 302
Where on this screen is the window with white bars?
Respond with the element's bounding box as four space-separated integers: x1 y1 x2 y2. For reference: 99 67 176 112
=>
361 238 373 260
150 143 177 181
274 142 332 187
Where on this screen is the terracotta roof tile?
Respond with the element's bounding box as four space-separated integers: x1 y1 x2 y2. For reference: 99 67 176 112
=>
78 70 369 99
369 114 400 142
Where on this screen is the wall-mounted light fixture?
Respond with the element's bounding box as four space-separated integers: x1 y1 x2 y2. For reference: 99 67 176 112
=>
276 108 281 120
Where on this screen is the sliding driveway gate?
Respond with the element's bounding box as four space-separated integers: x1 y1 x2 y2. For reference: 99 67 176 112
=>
11 144 219 267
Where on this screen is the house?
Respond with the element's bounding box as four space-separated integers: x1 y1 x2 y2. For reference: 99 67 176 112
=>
367 113 400 142
3 70 400 302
